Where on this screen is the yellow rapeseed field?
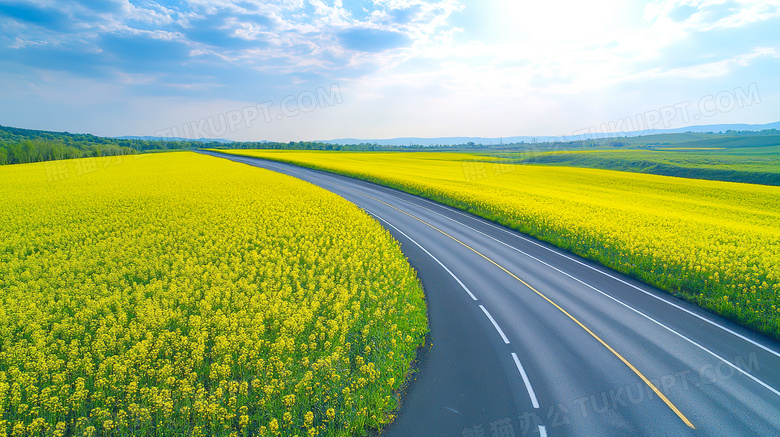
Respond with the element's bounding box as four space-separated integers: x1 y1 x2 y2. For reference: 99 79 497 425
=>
0 152 427 436
219 150 780 339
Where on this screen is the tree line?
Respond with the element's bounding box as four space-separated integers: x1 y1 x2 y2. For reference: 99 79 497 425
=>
0 124 499 165
7 123 773 166
0 125 221 165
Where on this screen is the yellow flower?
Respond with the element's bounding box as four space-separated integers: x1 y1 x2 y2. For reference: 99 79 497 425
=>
268 418 279 434
0 152 430 437
304 411 314 428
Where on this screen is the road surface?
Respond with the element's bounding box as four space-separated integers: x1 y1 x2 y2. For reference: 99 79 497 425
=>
203 150 780 437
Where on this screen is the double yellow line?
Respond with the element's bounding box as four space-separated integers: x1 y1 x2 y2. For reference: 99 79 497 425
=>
353 189 696 430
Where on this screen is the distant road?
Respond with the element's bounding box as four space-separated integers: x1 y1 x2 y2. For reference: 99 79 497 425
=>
203 151 780 437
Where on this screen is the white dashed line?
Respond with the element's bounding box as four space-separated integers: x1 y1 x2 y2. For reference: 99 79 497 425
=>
512 353 540 409
480 305 510 344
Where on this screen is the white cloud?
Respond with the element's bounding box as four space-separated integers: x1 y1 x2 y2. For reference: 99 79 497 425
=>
652 46 780 78
645 0 780 31
1 0 776 139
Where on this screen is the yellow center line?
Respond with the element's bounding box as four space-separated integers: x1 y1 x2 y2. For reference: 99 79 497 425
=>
344 186 696 430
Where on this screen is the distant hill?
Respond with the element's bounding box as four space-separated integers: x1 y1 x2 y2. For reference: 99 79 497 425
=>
648 121 780 134
322 136 550 146
3 121 779 166
116 136 233 143
323 121 780 146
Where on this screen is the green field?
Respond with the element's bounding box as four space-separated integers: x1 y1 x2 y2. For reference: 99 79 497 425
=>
513 147 780 185
480 135 780 185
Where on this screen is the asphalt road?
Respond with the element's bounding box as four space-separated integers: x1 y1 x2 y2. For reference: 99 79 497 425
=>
203 151 780 437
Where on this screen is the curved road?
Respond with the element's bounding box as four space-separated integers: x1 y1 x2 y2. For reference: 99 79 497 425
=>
203 151 780 437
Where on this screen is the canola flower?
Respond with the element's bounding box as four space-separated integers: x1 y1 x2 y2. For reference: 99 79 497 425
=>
0 152 428 436
218 150 780 340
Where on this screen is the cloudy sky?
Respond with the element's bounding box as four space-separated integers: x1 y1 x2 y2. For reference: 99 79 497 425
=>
0 0 778 141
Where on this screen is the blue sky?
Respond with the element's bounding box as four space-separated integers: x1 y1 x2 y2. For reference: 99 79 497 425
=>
0 0 778 141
